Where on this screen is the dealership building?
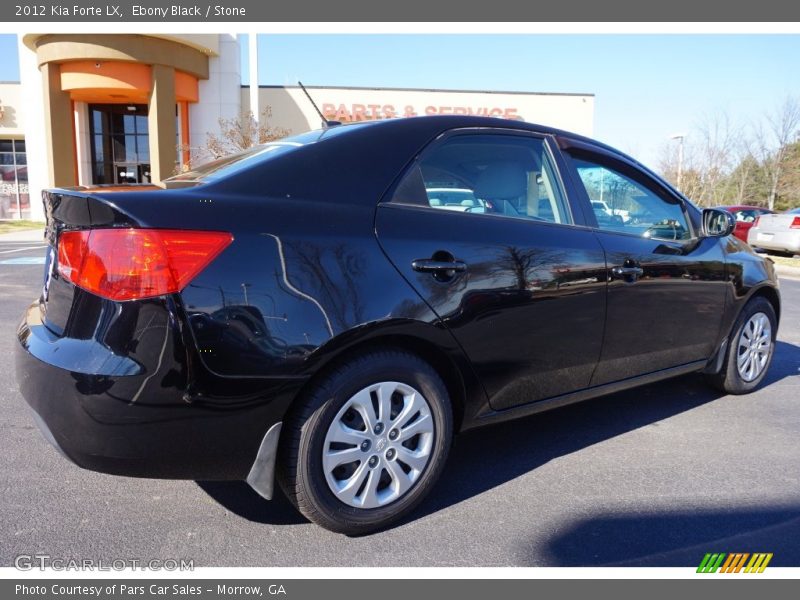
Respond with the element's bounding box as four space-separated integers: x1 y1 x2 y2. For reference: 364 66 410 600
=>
0 34 594 222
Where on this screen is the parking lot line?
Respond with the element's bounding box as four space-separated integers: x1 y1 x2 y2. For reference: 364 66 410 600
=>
0 245 47 254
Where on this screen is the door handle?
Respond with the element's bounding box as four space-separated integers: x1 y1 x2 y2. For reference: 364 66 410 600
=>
411 259 467 273
611 265 644 280
412 253 467 283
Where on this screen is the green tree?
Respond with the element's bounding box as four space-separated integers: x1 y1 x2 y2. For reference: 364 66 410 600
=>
776 141 800 210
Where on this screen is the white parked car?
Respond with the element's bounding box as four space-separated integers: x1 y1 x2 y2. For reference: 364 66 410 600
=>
590 200 631 222
425 188 481 212
747 207 800 256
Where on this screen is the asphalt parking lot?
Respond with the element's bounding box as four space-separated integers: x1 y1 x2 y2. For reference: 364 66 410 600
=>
1 236 799 567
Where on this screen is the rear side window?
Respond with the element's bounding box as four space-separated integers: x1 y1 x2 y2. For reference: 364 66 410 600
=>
391 134 572 225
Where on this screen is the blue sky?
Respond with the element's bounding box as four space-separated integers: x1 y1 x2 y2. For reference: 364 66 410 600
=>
3 34 798 169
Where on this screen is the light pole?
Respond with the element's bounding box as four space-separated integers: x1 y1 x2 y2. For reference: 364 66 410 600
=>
669 133 686 192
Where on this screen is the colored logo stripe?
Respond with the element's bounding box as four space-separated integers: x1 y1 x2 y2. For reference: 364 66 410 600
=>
720 553 749 573
744 553 773 573
697 553 773 573
697 553 725 573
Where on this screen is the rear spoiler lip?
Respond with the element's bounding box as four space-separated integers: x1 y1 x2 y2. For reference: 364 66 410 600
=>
48 183 161 193
42 189 143 244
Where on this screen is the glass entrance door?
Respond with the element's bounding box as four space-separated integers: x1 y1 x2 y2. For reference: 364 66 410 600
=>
89 104 151 185
114 164 152 184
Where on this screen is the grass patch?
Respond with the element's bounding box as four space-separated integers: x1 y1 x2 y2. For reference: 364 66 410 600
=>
767 254 800 268
0 220 45 234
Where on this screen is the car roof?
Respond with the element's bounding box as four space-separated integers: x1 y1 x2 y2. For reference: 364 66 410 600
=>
334 114 612 151
188 115 693 210
333 115 678 185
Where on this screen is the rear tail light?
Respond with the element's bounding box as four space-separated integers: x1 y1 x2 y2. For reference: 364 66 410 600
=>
791 216 800 229
57 228 233 301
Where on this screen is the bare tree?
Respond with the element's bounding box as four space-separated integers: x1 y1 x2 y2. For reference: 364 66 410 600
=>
658 138 704 202
755 96 800 210
726 134 758 205
655 98 800 210
657 140 679 186
179 107 291 170
693 110 737 206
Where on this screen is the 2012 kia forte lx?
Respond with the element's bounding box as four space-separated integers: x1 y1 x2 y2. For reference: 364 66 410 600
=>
16 116 780 534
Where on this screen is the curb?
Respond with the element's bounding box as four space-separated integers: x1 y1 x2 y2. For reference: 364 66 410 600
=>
0 228 46 243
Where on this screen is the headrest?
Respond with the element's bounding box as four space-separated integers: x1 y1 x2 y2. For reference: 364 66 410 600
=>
474 162 527 200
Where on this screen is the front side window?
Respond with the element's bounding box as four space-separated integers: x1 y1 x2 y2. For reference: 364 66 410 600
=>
392 134 572 225
571 156 691 241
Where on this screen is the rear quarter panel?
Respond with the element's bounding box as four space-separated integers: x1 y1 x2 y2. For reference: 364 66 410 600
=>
171 192 448 378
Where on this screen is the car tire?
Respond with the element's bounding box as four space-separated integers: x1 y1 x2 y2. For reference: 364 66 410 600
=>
277 348 453 535
766 249 796 258
706 296 777 394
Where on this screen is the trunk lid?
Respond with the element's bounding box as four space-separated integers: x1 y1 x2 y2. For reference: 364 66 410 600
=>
756 213 798 231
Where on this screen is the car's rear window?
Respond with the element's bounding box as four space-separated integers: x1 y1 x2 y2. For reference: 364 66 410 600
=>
168 143 304 184
166 124 369 185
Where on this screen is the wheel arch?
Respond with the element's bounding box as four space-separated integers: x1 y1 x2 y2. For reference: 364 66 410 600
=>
747 283 781 325
292 326 483 434
705 282 781 376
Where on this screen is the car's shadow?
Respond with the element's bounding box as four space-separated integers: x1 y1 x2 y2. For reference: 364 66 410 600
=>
197 340 800 531
540 504 800 566
196 480 306 525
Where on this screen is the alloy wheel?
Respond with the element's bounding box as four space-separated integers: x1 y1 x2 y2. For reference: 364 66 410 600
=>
737 312 772 382
322 381 435 509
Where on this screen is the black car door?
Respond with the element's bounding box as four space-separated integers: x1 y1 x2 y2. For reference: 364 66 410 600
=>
559 142 728 385
376 129 608 411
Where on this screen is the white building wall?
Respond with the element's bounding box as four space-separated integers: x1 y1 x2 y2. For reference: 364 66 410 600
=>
0 83 25 136
246 86 595 139
16 35 46 222
189 33 241 164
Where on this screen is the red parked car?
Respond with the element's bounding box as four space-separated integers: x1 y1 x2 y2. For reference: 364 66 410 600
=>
715 205 775 243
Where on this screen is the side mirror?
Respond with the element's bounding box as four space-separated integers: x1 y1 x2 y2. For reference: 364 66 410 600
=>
702 208 735 237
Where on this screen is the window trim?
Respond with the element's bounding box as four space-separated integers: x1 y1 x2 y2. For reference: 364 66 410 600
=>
382 127 584 230
560 145 699 242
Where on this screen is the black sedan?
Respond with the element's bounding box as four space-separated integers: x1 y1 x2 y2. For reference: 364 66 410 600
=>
15 116 780 534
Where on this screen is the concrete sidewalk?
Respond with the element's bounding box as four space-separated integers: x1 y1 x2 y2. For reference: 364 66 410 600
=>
775 263 800 280
0 229 45 243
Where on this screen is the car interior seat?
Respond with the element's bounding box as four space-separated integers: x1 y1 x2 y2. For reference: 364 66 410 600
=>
474 162 527 216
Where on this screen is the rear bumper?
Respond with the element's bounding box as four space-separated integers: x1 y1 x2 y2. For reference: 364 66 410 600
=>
748 229 800 253
15 302 304 481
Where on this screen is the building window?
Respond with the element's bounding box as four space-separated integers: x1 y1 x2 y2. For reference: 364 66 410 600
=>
0 139 28 220
88 104 151 185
